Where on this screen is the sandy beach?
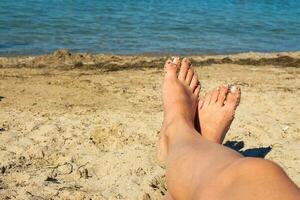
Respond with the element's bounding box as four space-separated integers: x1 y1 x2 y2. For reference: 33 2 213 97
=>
0 50 299 199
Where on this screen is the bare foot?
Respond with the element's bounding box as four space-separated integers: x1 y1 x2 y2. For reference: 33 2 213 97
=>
157 57 200 165
198 84 241 144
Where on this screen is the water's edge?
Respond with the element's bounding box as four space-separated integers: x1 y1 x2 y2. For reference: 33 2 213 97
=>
1 49 300 70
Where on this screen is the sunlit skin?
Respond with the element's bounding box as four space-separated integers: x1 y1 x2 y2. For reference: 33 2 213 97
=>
158 57 300 200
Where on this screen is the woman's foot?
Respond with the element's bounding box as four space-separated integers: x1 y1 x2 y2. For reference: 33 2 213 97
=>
198 84 241 144
157 57 200 165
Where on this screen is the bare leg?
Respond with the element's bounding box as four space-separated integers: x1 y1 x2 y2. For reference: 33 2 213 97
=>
157 57 200 165
159 58 300 200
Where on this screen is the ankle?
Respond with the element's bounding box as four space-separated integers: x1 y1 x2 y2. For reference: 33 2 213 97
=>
201 132 220 143
162 115 197 139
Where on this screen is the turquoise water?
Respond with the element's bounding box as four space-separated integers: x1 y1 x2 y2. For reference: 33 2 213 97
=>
1 0 300 55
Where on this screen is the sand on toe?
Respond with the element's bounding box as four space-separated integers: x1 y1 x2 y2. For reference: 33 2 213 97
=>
0 51 299 199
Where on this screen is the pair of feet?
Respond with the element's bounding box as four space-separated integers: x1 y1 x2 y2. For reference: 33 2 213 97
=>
158 57 241 164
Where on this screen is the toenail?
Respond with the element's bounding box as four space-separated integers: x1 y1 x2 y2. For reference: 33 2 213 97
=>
230 86 237 93
172 57 179 63
223 84 228 88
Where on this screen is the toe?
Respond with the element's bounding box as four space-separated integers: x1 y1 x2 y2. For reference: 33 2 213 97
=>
225 85 241 110
210 87 220 104
203 91 212 107
217 84 229 106
164 59 177 75
193 85 201 97
198 98 204 110
172 56 180 67
185 69 194 85
190 75 198 91
178 57 190 81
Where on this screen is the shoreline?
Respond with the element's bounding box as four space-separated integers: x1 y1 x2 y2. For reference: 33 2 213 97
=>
0 49 300 70
2 49 300 58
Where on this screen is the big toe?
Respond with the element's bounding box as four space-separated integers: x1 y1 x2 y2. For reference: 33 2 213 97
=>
225 85 241 111
164 59 178 76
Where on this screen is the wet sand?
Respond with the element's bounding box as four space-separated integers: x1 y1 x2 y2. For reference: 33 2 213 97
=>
0 50 299 199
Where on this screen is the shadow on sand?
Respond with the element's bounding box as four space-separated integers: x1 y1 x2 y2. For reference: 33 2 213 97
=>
224 141 272 158
0 96 4 101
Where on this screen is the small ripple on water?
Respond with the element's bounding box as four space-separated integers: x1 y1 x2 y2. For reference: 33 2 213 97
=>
0 0 300 55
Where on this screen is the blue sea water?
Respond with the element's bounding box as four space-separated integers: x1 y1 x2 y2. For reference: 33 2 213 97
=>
0 0 300 55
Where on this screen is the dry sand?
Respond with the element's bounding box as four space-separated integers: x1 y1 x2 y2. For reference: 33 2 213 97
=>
0 50 299 199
